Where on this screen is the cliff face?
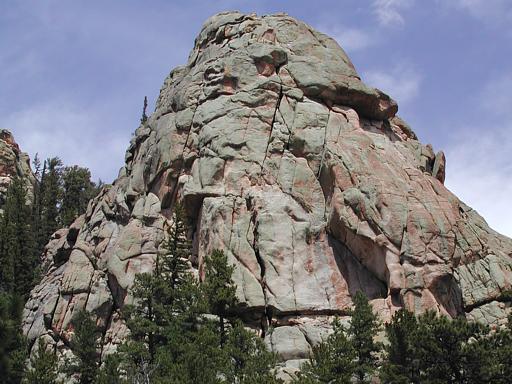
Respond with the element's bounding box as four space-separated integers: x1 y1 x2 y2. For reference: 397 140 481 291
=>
22 11 512 375
0 129 35 208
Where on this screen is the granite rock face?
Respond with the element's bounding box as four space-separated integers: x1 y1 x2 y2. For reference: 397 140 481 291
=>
22 11 512 376
0 129 35 209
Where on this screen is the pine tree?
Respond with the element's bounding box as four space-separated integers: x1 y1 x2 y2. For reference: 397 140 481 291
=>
380 309 419 384
490 320 512 384
31 154 44 257
413 311 490 384
123 272 163 367
295 317 356 384
64 310 101 384
121 203 196 381
60 165 97 226
202 249 238 346
96 353 125 384
0 177 36 298
0 293 26 384
23 338 61 384
141 96 148 124
348 291 381 384
39 157 62 245
222 320 282 384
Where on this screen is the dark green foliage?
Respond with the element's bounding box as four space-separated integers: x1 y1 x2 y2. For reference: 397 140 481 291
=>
296 292 381 384
380 309 512 384
141 96 148 124
118 204 282 383
65 310 101 384
38 157 62 248
487 322 512 384
202 248 238 345
222 321 281 384
413 312 492 384
121 203 198 382
348 291 382 383
380 309 419 384
0 177 37 298
60 165 98 226
167 320 225 384
0 293 26 384
33 157 101 255
123 272 163 367
294 318 355 384
95 353 125 384
157 203 194 313
24 338 61 384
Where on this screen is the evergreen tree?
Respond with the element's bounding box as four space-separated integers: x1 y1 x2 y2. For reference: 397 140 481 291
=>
413 311 490 384
294 318 355 384
121 203 196 381
296 292 380 384
38 157 62 246
123 272 163 369
202 249 238 345
0 177 36 298
489 320 512 384
167 320 224 384
348 291 381 384
23 338 61 384
0 293 26 384
96 353 125 384
60 165 97 226
141 96 148 124
380 309 419 384
31 154 44 258
222 321 282 384
120 205 284 383
64 310 101 384
158 203 191 295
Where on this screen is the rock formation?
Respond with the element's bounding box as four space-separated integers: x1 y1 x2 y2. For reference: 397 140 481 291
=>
0 129 35 209
22 11 512 378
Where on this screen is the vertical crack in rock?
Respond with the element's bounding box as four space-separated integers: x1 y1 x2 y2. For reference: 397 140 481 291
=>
250 210 271 337
317 109 331 180
261 83 284 173
22 11 512 370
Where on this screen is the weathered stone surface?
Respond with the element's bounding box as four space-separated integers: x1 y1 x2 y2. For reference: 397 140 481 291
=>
23 11 512 371
0 129 35 208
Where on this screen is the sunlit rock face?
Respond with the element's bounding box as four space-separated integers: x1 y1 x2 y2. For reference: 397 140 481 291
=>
22 11 512 379
0 129 35 209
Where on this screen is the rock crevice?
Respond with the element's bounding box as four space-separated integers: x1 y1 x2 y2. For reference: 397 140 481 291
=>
22 11 512 370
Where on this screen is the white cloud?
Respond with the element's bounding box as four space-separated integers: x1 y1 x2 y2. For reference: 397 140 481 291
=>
0 100 130 183
317 26 374 52
451 0 512 22
444 127 512 238
373 0 414 27
362 63 421 106
444 71 512 238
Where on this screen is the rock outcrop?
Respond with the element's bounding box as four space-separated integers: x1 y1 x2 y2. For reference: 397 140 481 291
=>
22 11 512 378
0 129 35 209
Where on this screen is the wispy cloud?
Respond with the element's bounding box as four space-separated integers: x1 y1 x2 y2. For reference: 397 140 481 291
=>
0 100 130 183
444 72 512 238
317 25 374 52
362 63 421 106
444 127 512 238
373 0 414 27
447 0 512 23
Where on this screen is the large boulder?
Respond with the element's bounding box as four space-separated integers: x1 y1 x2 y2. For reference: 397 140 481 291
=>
23 11 512 370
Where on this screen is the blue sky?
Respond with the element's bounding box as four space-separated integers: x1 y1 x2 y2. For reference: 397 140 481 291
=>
1 0 511 236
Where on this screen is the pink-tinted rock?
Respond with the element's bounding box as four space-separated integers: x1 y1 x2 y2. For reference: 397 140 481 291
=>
22 11 512 371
